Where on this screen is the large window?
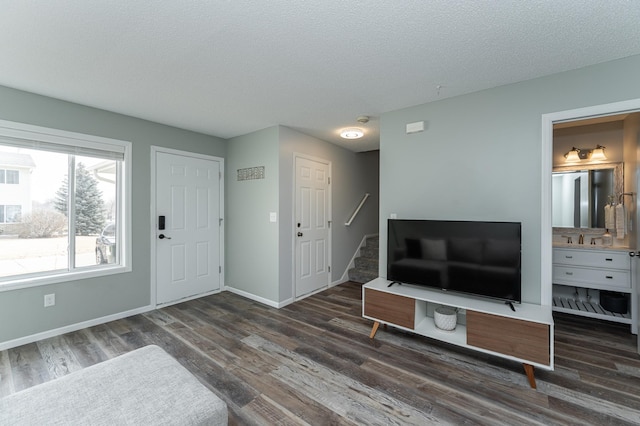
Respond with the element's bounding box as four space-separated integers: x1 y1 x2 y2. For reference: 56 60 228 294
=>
0 205 21 223
0 169 19 184
0 120 131 289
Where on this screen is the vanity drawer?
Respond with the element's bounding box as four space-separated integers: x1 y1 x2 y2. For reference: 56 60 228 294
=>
552 265 631 289
552 249 630 270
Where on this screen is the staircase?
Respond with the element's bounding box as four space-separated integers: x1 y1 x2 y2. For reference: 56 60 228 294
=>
348 235 379 283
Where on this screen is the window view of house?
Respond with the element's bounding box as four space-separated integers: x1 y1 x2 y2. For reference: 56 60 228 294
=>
0 169 20 184
0 146 121 279
0 205 21 223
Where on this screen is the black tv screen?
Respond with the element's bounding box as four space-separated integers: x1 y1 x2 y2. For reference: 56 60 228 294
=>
387 219 521 303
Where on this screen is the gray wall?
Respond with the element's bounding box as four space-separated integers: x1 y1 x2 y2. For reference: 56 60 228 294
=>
380 54 640 305
0 85 226 344
225 127 281 301
623 114 640 248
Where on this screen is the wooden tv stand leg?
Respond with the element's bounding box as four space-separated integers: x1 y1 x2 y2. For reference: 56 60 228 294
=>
369 322 388 339
523 363 536 389
369 321 380 339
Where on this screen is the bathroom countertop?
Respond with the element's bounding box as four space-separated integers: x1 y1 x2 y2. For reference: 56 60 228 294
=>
552 243 629 250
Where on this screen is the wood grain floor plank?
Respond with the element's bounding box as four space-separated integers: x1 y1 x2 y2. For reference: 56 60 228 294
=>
546 394 638 426
241 394 312 426
61 329 109 367
230 365 350 426
7 343 49 392
86 322 131 358
36 335 83 379
0 349 14 397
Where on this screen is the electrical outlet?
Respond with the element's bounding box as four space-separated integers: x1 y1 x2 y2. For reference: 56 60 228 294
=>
44 293 55 307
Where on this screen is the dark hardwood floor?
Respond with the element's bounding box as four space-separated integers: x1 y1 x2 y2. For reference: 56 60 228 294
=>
1 282 639 425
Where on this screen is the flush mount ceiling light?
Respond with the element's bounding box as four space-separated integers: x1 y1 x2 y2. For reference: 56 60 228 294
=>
340 128 364 139
564 147 581 162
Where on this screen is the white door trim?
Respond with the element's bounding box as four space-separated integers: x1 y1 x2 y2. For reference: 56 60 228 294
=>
150 146 225 308
292 152 332 301
541 98 640 309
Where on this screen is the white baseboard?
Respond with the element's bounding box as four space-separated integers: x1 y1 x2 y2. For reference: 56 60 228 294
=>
330 277 349 288
156 288 223 309
224 285 286 308
0 304 154 351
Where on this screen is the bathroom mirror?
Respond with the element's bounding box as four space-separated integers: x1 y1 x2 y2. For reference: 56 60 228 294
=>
552 162 623 228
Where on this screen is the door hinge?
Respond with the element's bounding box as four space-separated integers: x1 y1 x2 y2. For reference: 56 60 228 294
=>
328 266 331 272
219 266 222 273
219 218 223 226
328 220 331 228
328 177 330 184
219 171 222 179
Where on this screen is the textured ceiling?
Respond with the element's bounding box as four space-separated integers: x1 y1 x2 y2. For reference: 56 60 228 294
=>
1 1 639 152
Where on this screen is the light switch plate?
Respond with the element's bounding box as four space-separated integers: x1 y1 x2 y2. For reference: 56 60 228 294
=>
269 212 277 222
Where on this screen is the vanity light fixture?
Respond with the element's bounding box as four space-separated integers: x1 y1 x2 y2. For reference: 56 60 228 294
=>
564 147 581 162
340 128 364 139
564 145 607 162
590 145 607 161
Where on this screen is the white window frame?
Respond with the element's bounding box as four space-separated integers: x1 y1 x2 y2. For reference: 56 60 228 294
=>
0 205 22 223
0 119 132 292
5 169 19 184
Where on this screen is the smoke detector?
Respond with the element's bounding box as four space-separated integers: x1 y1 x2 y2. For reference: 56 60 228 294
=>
356 115 370 124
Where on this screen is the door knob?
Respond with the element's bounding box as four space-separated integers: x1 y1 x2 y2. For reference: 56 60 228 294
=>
297 232 303 237
159 234 172 239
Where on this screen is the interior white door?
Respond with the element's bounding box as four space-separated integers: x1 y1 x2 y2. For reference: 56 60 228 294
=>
295 156 330 298
155 151 221 305
637 139 640 353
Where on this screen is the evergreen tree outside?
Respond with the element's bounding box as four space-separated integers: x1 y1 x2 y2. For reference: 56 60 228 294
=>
54 162 106 235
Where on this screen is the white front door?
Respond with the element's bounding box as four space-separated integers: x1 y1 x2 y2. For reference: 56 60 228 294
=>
295 155 331 298
155 150 222 305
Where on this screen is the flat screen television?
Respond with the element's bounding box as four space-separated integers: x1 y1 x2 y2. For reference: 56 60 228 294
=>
387 219 521 303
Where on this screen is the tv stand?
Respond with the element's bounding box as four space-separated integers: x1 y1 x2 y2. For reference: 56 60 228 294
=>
505 301 516 312
363 278 553 389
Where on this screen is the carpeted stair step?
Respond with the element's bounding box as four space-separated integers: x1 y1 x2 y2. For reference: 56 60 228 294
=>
365 236 379 249
360 245 378 259
354 256 378 271
348 268 378 284
348 235 379 283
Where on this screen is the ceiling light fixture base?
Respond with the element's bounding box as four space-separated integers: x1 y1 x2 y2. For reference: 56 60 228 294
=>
340 128 364 139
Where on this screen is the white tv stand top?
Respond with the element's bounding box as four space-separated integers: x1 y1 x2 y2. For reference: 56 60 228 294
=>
365 277 553 325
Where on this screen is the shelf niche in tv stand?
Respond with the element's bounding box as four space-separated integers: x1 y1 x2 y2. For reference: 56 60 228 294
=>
362 278 554 389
